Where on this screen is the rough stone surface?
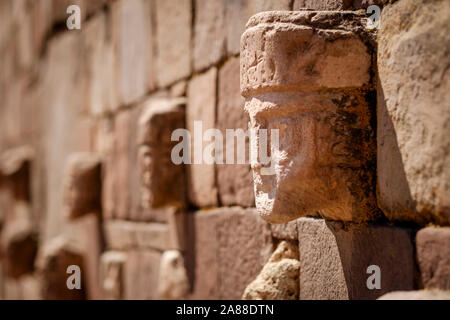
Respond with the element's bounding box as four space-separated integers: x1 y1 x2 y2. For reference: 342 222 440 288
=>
186 207 273 299
271 220 298 240
243 241 300 300
186 68 218 208
297 218 414 300
83 11 118 115
293 0 390 10
138 98 186 211
217 57 255 207
114 0 153 105
241 11 377 224
416 227 450 290
378 290 450 300
155 0 191 87
100 251 127 300
377 0 450 225
158 250 190 299
123 249 161 300
62 153 101 219
193 0 226 71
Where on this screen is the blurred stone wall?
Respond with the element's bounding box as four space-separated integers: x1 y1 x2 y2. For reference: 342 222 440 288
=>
0 0 448 300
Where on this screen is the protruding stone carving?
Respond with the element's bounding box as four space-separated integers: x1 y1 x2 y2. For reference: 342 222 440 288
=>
138 98 186 210
243 241 300 300
63 153 102 219
240 11 378 223
100 251 127 300
157 250 190 300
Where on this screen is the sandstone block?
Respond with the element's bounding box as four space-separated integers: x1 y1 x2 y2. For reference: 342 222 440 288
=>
100 251 127 300
186 207 273 299
271 220 298 240
193 0 226 71
113 0 153 105
416 227 450 290
138 98 186 211
158 250 190 299
104 220 170 252
62 153 101 219
187 68 218 208
243 241 300 300
217 57 254 207
123 250 161 300
297 218 414 300
155 0 191 87
377 0 450 225
241 11 377 223
83 11 119 115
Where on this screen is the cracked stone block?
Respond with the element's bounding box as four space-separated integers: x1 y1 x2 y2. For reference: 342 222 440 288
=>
297 218 414 300
377 0 450 225
138 98 186 211
100 251 127 300
240 11 378 224
62 153 101 219
416 227 450 290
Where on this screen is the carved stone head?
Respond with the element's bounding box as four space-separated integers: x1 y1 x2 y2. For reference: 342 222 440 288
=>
241 11 378 223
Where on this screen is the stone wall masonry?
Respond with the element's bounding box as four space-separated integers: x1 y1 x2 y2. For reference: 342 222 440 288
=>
0 0 448 301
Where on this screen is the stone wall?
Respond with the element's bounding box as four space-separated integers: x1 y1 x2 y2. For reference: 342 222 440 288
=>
0 0 448 300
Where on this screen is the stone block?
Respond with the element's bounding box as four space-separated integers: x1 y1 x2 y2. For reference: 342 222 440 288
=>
193 0 226 71
297 218 415 300
271 220 298 240
113 0 153 105
416 227 450 290
104 220 170 252
217 57 254 207
155 0 191 87
123 249 161 300
241 11 377 223
377 0 450 225
186 68 218 208
186 207 273 299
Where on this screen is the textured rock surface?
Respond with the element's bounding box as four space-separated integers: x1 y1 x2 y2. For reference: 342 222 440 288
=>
186 68 218 208
155 0 191 87
158 250 190 299
186 207 273 299
378 290 450 300
138 98 186 210
377 0 450 225
241 11 377 223
416 227 450 290
62 153 101 219
243 241 300 300
271 220 298 240
298 218 414 299
217 57 254 207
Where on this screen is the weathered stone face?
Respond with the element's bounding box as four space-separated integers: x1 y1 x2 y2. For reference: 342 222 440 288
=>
241 11 377 223
63 153 102 219
137 98 186 210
